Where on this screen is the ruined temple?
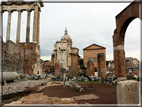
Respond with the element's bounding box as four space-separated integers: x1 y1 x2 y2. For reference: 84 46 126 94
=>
2 1 44 75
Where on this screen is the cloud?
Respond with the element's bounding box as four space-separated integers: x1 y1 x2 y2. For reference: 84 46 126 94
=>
2 1 140 61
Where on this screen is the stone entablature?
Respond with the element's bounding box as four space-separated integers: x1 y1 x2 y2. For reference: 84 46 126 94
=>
2 1 44 44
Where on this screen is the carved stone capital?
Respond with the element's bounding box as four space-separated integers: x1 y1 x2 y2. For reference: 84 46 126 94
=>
17 9 23 13
26 9 31 12
7 10 13 13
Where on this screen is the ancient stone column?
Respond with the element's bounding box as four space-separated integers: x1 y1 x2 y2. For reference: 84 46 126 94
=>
33 3 39 43
37 10 40 44
117 80 139 104
97 53 106 77
16 10 22 44
54 60 60 78
86 60 94 76
6 10 12 42
26 10 31 43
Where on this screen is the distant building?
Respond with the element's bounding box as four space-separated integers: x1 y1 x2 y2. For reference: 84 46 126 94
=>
83 43 106 72
125 57 139 68
42 61 54 74
51 28 80 71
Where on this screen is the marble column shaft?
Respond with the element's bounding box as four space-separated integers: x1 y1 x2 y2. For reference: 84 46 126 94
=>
37 11 40 44
33 4 39 43
16 10 22 44
6 11 12 42
26 10 31 43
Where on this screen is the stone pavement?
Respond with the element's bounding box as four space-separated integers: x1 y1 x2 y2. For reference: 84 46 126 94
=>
2 78 50 95
8 92 78 104
73 94 100 101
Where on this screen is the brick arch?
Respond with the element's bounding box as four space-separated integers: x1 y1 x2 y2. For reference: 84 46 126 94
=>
113 0 142 77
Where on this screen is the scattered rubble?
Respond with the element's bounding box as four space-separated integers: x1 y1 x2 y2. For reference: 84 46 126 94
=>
14 73 45 82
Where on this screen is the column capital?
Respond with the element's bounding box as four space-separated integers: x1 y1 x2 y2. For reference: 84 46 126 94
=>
26 9 32 12
17 9 23 13
7 9 13 13
33 3 38 6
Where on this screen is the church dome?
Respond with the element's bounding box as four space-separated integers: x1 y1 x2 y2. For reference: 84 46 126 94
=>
61 28 72 40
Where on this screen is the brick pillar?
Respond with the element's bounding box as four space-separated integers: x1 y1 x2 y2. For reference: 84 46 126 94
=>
97 53 106 77
86 60 94 76
54 60 60 77
114 50 120 77
113 44 126 77
118 50 126 77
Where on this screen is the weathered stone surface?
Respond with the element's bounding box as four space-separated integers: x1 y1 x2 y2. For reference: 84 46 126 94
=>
2 40 42 75
117 80 139 104
72 94 100 101
86 60 94 76
3 78 50 95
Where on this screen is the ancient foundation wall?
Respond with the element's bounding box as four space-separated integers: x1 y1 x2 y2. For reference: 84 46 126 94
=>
3 40 42 75
3 40 24 73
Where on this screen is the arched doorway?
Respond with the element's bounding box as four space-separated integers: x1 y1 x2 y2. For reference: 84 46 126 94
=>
113 0 142 77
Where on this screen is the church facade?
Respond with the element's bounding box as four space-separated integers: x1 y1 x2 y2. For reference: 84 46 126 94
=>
51 28 80 71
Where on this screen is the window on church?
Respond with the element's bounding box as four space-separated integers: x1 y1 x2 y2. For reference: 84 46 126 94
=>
93 57 97 62
88 58 91 61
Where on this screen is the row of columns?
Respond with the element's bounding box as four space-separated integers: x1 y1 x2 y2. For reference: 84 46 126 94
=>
5 3 40 44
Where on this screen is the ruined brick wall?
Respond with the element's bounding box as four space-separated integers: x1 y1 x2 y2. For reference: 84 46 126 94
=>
20 42 41 75
3 40 24 73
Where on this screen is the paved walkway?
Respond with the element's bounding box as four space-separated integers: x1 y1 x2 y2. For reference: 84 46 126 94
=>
2 78 50 95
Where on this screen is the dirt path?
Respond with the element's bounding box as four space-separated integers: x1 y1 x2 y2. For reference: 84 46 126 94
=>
42 82 117 104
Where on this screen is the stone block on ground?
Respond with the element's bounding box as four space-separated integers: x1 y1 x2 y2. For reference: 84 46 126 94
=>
117 80 139 104
72 94 100 101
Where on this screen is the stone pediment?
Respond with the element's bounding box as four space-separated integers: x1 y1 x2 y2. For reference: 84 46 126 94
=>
83 44 106 50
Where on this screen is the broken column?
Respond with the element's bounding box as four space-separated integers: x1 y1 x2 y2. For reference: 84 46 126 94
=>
86 60 94 76
54 60 60 77
117 80 139 104
97 53 106 77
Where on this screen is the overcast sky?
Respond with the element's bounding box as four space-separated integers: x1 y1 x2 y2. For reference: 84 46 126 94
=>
2 0 141 61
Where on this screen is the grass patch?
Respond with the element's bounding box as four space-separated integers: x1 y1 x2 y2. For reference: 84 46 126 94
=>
127 79 138 81
76 81 99 83
77 81 117 87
